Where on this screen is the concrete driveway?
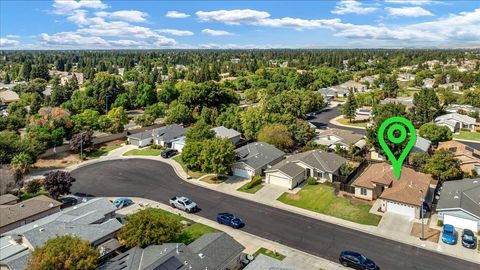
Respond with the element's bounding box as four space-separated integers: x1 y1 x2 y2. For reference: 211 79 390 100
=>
378 213 414 235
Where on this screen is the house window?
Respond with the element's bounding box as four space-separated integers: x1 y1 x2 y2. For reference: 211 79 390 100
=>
360 188 367 196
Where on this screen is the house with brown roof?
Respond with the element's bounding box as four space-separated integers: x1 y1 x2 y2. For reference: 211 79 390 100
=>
351 163 435 218
437 141 480 174
0 195 61 234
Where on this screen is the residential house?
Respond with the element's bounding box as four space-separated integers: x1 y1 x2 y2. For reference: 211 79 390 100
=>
265 150 347 189
412 136 432 153
244 254 302 270
438 82 463 91
0 90 19 105
351 163 434 218
99 232 245 270
380 97 414 110
340 80 368 92
0 198 122 270
233 142 285 179
399 65 418 72
356 107 373 118
436 178 480 232
314 128 366 151
437 141 480 174
445 104 480 115
212 126 241 144
424 60 442 71
0 194 18 205
434 113 478 132
126 124 189 147
0 195 61 234
397 73 415 82
423 78 435 89
359 75 379 86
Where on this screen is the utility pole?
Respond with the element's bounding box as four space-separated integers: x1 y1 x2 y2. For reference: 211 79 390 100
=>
420 197 425 240
80 132 84 161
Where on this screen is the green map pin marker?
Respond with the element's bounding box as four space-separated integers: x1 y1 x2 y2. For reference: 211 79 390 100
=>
378 116 416 180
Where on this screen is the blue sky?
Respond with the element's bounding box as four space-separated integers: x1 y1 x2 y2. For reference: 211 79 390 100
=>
1 0 479 49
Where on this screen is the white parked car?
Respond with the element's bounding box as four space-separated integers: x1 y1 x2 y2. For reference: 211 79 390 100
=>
169 196 199 213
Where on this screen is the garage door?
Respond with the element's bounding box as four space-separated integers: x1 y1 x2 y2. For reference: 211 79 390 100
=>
128 138 140 146
267 173 291 189
444 215 478 232
386 201 415 217
233 168 252 179
172 142 185 152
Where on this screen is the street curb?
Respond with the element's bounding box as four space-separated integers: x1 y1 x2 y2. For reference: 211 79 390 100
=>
329 116 367 130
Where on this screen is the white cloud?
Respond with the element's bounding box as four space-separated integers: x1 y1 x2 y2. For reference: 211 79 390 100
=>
53 0 107 14
257 17 342 30
0 38 20 47
201 29 234 36
5 34 20 39
39 32 110 46
385 0 436 5
386 7 434 17
109 39 142 46
157 29 194 36
165 11 190 18
332 0 378 15
67 10 89 25
76 18 159 38
196 9 270 25
96 10 148 22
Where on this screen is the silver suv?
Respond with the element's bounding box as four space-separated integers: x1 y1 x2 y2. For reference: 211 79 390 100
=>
169 196 199 213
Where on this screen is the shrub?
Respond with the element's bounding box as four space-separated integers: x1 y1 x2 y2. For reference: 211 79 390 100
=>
437 219 444 227
150 144 163 150
24 179 43 194
306 177 317 185
246 176 263 189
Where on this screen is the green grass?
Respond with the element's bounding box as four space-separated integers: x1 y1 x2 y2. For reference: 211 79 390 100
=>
277 184 382 226
173 156 208 178
253 247 286 261
87 145 121 158
337 117 368 128
453 131 480 141
20 187 49 201
237 182 265 194
123 148 162 156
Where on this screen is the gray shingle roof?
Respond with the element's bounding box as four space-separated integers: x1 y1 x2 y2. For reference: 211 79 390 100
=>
412 136 431 152
101 232 244 270
435 113 476 125
153 124 189 143
212 126 241 139
436 178 480 218
235 142 285 170
267 150 346 178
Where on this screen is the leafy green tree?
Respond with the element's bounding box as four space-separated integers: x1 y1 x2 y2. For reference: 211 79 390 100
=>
111 93 131 109
200 138 236 174
241 107 268 141
0 131 44 164
63 90 98 115
118 208 182 248
180 141 204 170
185 120 215 142
69 132 93 153
165 102 193 125
458 89 480 107
383 76 399 98
10 152 34 177
28 235 98 270
423 149 463 181
216 106 243 133
157 82 179 104
244 88 258 103
412 88 440 127
144 102 168 119
104 107 129 133
72 109 101 131
134 115 155 127
437 87 457 107
408 152 430 171
341 89 358 123
257 123 294 151
135 83 157 107
418 123 452 144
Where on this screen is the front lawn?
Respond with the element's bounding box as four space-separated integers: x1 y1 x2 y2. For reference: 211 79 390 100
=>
277 184 381 226
86 144 121 159
123 148 162 156
337 117 368 128
147 208 218 245
173 155 208 178
237 182 264 194
253 247 286 261
453 131 480 142
20 187 49 201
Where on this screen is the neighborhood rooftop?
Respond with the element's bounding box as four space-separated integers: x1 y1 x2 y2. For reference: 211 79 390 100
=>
235 142 285 171
212 126 241 139
436 178 480 219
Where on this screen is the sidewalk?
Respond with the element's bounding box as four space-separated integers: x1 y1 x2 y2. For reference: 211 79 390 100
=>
329 115 367 130
30 146 480 265
114 197 346 270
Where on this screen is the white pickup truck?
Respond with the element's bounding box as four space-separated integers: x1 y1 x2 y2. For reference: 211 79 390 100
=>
169 196 199 213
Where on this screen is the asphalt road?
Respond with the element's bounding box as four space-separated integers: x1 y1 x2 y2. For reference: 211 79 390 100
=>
309 105 480 150
71 159 478 270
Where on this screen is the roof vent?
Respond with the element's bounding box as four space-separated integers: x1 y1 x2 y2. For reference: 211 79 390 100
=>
19 204 24 208
39 228 45 232
473 180 478 184
48 203 54 208
198 253 206 259
33 224 38 228
453 195 459 199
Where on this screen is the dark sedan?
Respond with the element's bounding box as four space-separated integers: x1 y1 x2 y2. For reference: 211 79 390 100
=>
216 213 244 229
60 197 78 209
339 251 379 270
161 148 178 158
461 229 477 249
